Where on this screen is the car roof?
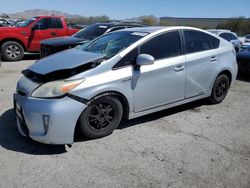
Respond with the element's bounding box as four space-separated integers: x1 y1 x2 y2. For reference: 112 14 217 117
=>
120 26 208 34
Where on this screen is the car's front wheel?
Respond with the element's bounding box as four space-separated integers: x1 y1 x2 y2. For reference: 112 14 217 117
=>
209 74 230 104
79 95 123 139
1 41 24 61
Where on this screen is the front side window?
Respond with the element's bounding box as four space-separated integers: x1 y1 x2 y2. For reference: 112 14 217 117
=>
140 31 181 60
184 30 212 53
34 18 54 30
81 31 146 58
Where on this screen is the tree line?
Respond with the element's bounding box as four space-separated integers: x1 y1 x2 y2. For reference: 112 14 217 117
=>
66 15 110 25
216 17 250 36
66 15 250 36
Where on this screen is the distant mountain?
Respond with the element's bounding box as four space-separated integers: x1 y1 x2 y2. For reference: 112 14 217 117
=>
7 9 81 19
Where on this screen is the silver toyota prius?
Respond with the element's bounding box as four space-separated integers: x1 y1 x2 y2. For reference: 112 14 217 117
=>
14 26 238 144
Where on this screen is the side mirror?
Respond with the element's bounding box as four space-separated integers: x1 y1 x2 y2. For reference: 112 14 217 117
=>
136 54 154 66
32 24 39 30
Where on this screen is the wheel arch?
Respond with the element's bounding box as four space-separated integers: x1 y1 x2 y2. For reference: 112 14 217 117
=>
89 91 130 120
217 69 232 86
0 38 27 51
73 90 130 140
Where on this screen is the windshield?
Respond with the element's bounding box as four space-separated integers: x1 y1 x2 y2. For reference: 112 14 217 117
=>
16 17 39 27
81 31 147 58
73 24 110 40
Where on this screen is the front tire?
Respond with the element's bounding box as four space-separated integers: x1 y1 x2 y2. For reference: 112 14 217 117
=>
209 74 230 104
1 41 24 61
79 96 123 139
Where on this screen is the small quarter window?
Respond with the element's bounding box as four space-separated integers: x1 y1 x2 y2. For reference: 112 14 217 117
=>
113 48 138 69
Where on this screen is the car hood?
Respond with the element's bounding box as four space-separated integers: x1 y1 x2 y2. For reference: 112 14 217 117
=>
41 36 88 46
23 48 106 82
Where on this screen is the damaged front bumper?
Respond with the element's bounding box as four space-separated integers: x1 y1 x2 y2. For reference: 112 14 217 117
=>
14 93 87 145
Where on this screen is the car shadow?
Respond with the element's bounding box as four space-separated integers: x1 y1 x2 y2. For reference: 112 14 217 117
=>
0 53 40 62
0 109 67 155
22 53 40 61
74 99 210 143
118 99 209 129
237 71 250 82
1 99 211 150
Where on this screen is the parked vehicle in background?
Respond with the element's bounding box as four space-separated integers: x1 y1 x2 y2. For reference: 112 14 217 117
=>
67 23 86 30
241 34 250 50
245 34 250 43
0 19 11 27
0 16 79 61
14 26 237 144
237 45 250 72
40 21 146 57
207 29 242 53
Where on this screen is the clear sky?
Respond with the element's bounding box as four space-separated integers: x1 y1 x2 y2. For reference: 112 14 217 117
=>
0 0 250 19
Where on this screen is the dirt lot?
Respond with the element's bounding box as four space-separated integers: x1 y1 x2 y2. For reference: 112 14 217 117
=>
0 56 250 188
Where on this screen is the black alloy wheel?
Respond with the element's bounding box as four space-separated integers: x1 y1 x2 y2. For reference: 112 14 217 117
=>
79 96 123 139
1 41 24 61
209 74 230 104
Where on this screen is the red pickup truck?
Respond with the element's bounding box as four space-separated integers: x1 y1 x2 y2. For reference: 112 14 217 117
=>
0 16 79 61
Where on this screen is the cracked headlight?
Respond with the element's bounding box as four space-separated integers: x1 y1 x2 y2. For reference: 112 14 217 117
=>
31 79 85 98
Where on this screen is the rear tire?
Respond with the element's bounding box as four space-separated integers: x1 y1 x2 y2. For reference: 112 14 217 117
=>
1 41 24 61
209 74 230 104
79 95 123 139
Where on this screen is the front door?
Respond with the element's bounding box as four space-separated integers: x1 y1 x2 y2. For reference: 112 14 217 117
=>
132 31 186 112
27 17 58 52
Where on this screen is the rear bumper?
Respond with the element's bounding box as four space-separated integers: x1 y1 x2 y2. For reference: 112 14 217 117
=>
14 93 87 144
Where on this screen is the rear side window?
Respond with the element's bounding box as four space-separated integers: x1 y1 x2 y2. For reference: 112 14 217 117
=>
53 18 63 29
184 30 219 53
140 31 181 60
219 33 237 41
207 34 220 48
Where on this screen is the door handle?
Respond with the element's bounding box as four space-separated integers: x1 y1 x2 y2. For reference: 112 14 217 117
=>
210 56 217 62
174 65 184 72
51 32 57 37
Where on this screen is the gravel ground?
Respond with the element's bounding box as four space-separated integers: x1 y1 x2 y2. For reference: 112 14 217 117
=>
0 56 250 188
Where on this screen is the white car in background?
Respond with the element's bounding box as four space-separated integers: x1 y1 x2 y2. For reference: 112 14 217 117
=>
241 34 250 50
207 29 242 53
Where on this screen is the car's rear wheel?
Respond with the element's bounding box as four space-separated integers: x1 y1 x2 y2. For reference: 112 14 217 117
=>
79 95 123 139
1 41 24 61
209 74 230 104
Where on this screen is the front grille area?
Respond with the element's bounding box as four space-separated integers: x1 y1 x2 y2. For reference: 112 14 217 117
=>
40 45 53 58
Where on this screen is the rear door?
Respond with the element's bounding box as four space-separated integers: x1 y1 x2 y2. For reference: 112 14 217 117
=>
53 17 67 37
184 30 221 98
133 31 186 112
